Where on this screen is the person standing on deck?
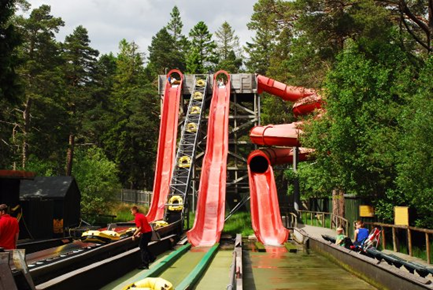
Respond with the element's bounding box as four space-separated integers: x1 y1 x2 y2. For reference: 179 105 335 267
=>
0 204 19 250
131 206 156 269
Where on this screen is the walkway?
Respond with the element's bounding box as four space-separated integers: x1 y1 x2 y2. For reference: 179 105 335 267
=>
297 224 433 281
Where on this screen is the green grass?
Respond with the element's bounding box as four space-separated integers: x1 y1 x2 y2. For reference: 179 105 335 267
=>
81 202 149 225
299 212 332 228
223 211 254 236
187 210 253 237
109 202 148 222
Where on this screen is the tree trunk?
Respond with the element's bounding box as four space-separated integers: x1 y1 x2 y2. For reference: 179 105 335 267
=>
65 133 75 176
338 189 345 218
332 189 345 228
22 98 32 169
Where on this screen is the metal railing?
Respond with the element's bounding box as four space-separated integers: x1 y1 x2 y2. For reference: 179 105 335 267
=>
363 221 433 264
227 234 243 290
298 210 349 236
282 212 298 229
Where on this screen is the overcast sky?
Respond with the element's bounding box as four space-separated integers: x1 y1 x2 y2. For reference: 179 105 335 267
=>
23 0 257 57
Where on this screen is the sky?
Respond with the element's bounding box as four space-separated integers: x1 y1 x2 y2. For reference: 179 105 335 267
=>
23 0 257 57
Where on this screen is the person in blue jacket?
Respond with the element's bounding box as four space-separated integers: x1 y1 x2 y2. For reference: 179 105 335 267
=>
353 220 369 246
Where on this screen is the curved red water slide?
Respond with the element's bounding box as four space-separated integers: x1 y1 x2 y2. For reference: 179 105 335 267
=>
248 148 311 245
187 71 231 247
248 75 321 245
147 70 184 222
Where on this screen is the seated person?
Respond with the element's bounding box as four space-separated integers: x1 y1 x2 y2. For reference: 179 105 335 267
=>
335 227 346 246
353 220 369 246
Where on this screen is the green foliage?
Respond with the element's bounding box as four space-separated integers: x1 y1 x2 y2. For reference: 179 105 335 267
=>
283 0 394 87
214 21 243 73
148 27 185 75
73 146 121 215
186 21 217 73
164 5 189 71
0 0 23 168
396 56 433 228
103 39 158 189
223 212 254 236
23 155 57 176
0 0 22 104
301 40 417 220
244 0 282 74
14 4 66 170
109 202 147 222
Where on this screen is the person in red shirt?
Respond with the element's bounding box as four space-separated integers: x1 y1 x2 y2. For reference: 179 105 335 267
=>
131 206 155 269
0 204 19 250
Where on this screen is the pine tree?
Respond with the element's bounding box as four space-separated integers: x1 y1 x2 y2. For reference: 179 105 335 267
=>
148 28 180 75
214 21 242 73
0 0 22 168
244 0 281 74
0 0 21 104
62 25 99 175
106 39 158 189
166 6 184 44
14 5 65 169
186 21 217 73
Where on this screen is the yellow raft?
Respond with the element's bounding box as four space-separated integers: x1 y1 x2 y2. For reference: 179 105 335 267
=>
81 230 121 244
151 220 169 230
122 277 173 290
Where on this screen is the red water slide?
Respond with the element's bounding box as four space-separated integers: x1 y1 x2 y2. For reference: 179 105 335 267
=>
249 122 303 147
257 75 317 102
248 147 312 245
187 71 231 247
147 70 184 222
247 76 321 245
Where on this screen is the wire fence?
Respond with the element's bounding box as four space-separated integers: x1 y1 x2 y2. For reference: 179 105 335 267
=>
116 189 152 207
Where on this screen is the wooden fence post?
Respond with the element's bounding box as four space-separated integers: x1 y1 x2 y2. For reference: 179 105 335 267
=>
426 233 430 264
392 227 397 252
407 227 412 256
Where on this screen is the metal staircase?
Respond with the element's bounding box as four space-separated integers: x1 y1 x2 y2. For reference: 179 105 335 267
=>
165 74 209 223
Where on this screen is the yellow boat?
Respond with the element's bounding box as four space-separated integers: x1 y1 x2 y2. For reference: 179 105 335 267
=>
151 220 169 230
81 230 121 243
122 277 173 290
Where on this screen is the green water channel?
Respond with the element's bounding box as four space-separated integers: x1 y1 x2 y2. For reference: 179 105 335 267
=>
244 246 376 290
102 244 377 290
101 247 210 290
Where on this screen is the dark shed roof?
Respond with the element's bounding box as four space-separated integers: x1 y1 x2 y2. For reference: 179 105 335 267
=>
20 176 80 199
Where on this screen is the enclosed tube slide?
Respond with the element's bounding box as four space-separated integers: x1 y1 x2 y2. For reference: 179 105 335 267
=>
187 71 231 247
249 122 303 147
246 76 322 245
147 70 184 222
257 75 318 102
292 94 323 116
257 147 314 165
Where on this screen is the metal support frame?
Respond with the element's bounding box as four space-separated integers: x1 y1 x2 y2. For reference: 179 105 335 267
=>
165 75 209 222
158 74 260 217
192 76 260 213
